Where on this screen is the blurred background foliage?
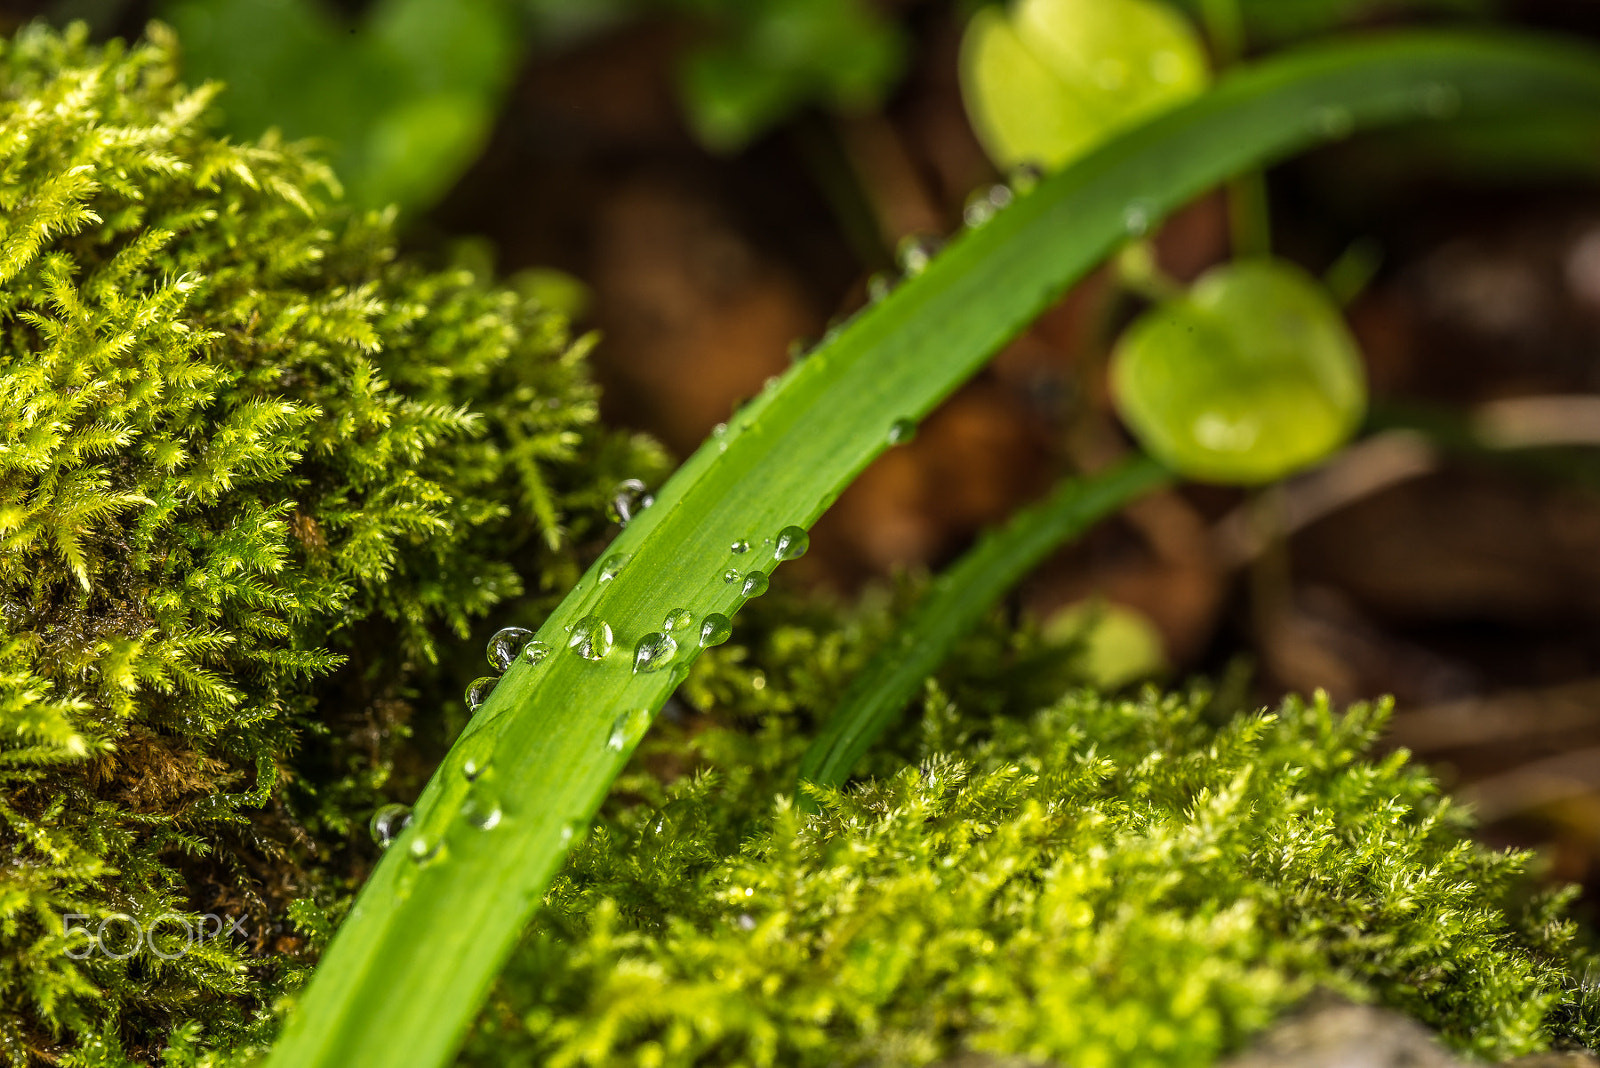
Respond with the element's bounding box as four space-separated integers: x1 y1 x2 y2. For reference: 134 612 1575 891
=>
26 0 1528 218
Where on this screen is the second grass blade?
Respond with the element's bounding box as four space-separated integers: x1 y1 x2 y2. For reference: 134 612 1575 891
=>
798 456 1172 793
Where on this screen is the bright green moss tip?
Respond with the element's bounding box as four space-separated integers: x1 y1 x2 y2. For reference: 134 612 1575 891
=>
0 20 658 1066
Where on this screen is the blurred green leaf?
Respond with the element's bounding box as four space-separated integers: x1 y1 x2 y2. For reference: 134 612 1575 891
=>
1169 0 1491 46
961 0 1211 171
161 0 520 212
676 0 907 150
1110 259 1368 484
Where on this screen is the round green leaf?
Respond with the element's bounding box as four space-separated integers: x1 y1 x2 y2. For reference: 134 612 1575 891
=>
960 0 1211 171
1110 260 1368 484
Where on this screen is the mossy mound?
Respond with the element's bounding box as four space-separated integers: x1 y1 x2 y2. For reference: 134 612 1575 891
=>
465 614 1599 1067
0 22 658 1064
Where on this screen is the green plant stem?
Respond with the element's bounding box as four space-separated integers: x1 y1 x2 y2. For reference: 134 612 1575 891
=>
1199 0 1245 65
265 33 1600 1068
1227 172 1273 257
798 456 1171 794
1199 0 1273 257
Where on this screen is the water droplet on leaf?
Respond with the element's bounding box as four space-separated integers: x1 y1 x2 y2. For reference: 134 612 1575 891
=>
1314 105 1353 140
867 271 896 303
1008 161 1043 195
607 707 651 751
569 616 614 661
741 571 769 598
465 676 496 713
963 183 1013 228
723 568 741 584
887 418 917 445
773 525 809 561
608 480 654 527
1123 201 1152 237
1420 81 1460 118
462 792 502 831
370 804 411 848
730 539 750 554
459 731 496 781
408 832 441 864
632 631 678 674
522 640 552 666
486 626 533 671
663 608 693 633
599 553 629 582
896 234 943 277
700 613 732 647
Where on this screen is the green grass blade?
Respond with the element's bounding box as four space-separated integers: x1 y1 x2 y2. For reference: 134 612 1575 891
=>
797 456 1172 793
266 32 1600 1068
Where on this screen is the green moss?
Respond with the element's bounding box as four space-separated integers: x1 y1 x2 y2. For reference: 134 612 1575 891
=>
463 606 1597 1066
0 21 659 1065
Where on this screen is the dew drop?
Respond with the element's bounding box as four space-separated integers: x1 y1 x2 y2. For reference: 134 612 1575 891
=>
1123 201 1152 237
608 480 654 527
632 631 678 675
521 639 552 666
1420 81 1460 118
486 626 533 672
1313 105 1353 140
741 571 770 598
887 418 918 445
569 616 614 661
663 608 694 633
867 271 896 303
896 234 943 277
1008 161 1043 195
408 832 441 863
700 613 732 647
963 183 1013 229
599 553 630 582
462 793 502 831
730 539 750 555
465 676 497 713
607 707 651 752
459 731 496 781
723 568 741 584
773 525 809 561
369 803 412 848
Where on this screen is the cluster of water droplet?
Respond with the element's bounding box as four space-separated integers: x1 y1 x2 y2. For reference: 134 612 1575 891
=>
464 625 550 715
963 183 1014 228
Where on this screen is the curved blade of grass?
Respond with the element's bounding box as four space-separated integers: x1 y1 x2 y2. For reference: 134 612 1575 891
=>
266 32 1600 1068
798 455 1172 794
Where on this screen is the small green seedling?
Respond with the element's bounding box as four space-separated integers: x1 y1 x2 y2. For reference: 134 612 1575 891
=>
1110 259 1368 483
961 0 1211 170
